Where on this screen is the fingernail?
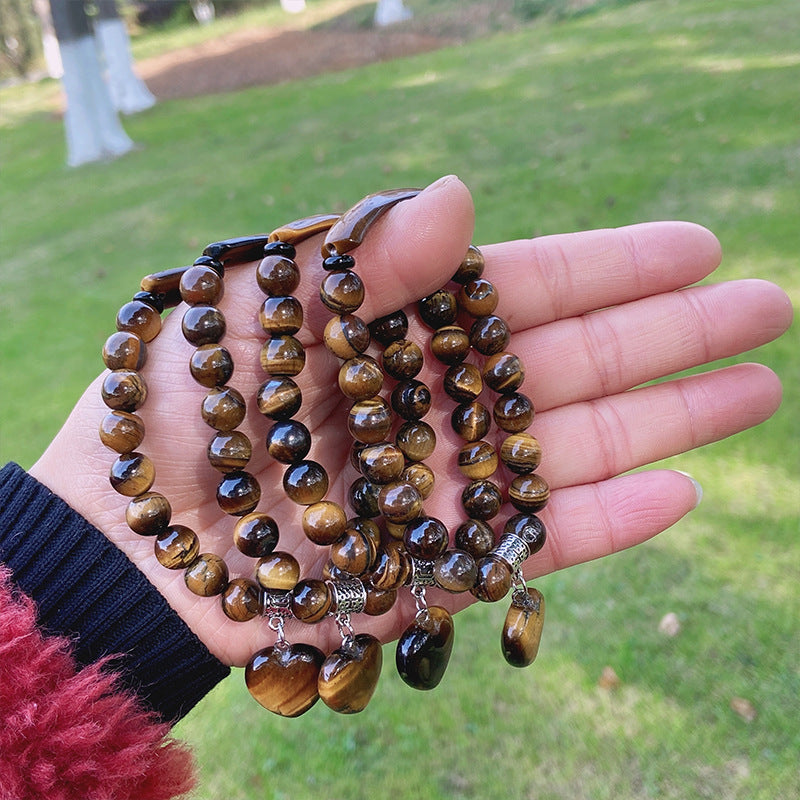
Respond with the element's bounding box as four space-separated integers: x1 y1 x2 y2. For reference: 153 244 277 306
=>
676 470 703 509
423 174 459 192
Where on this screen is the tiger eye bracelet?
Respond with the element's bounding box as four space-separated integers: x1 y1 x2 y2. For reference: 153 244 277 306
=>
99 188 549 717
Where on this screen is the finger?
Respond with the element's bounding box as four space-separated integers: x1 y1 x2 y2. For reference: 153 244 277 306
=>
482 221 723 328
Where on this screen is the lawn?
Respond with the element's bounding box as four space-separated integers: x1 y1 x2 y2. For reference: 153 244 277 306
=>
0 0 797 798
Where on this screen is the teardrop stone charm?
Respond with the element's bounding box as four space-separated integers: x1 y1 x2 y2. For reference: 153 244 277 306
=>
318 633 383 714
245 642 325 717
502 587 545 668
395 605 455 690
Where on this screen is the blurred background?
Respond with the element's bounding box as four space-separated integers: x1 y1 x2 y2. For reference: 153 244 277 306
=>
1 1 797 797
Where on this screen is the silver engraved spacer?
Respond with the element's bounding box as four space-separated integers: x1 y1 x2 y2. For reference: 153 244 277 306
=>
410 558 436 587
327 578 367 615
492 533 531 573
261 588 293 618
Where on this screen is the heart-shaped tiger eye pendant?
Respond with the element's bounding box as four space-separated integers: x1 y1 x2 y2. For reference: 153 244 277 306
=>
395 605 455 690
318 633 383 714
502 586 545 668
245 642 325 717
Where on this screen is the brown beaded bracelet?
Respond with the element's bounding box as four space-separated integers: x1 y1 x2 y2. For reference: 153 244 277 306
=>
99 189 549 717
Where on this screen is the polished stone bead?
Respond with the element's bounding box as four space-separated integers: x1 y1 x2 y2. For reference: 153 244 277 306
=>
418 289 457 329
348 477 381 518
434 549 478 593
330 527 377 577
483 352 525 394
256 551 300 591
450 401 491 442
266 420 311 464
109 451 155 496
184 553 229 597
125 491 171 536
503 513 547 555
318 633 383 713
381 338 424 380
500 432 542 475
283 460 329 505
101 369 147 412
508 473 550 513
363 585 397 616
204 234 271 264
457 440 498 480
401 462 435 499
454 519 495 559
458 278 498 317
430 325 471 365
395 420 436 462
180 264 224 305
302 501 347 545
217 470 261 516
103 331 147 371
263 240 296 258
452 244 484 284
472 557 512 603
321 253 355 272
338 355 384 401
358 442 405 485
443 363 483 404
201 386 246 431
320 270 365 314
347 397 393 444
383 519 407 540
390 379 432 420
207 430 252 472
470 314 510 356
116 299 161 342
369 540 412 591
494 393 534 433
181 305 226 346
257 377 302 421
396 605 454 690
99 410 145 453
378 480 423 525
221 578 261 622
256 254 300 296
259 296 304 336
502 586 545 667
259 335 306 377
403 516 448 560
291 579 332 623
234 512 280 557
369 309 408 346
460 479 503 520
190 344 234 388
347 516 382 551
323 314 371 359
154 524 199 569
132 291 163 311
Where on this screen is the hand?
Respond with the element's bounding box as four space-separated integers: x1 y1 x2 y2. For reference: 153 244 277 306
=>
29 176 792 666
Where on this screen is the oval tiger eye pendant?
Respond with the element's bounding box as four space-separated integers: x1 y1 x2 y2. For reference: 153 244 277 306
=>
502 587 545 667
318 633 383 714
395 605 455 690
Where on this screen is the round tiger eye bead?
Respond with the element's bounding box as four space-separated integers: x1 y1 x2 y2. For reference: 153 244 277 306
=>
338 355 383 401
504 513 547 555
190 344 234 388
500 432 542 475
348 477 381 518
460 479 503 520
403 516 449 560
221 578 261 622
103 331 147 371
508 474 550 513
257 254 300 296
364 585 397 616
470 315 510 356
260 335 305 377
454 519 495 559
348 517 382 551
256 551 300 591
434 549 478 593
101 369 147 412
418 289 457 329
401 462 435 500
457 440 499 480
395 420 436 462
201 386 246 431
458 278 498 317
382 339 424 380
266 420 311 464
257 377 302 421
323 314 371 359
430 325 471 365
154 524 199 569
359 442 405 485
185 553 229 597
125 491 171 536
483 352 525 394
443 363 483 403
452 245 484 284
116 299 161 342
379 481 423 525
99 410 145 453
234 512 280 557
302 501 347 545
494 392 534 433
369 540 412 591
390 379 432 420
472 557 512 603
283 460 329 505
180 264 224 305
181 305 226 346
217 470 261 516
259 296 304 336
451 401 491 442
329 527 377 577
109 452 155 496
208 430 252 472
369 310 408 345
291 579 332 623
320 270 365 314
348 397 392 444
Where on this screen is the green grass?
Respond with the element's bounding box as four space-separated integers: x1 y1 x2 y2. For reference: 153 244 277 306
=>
1 0 798 797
